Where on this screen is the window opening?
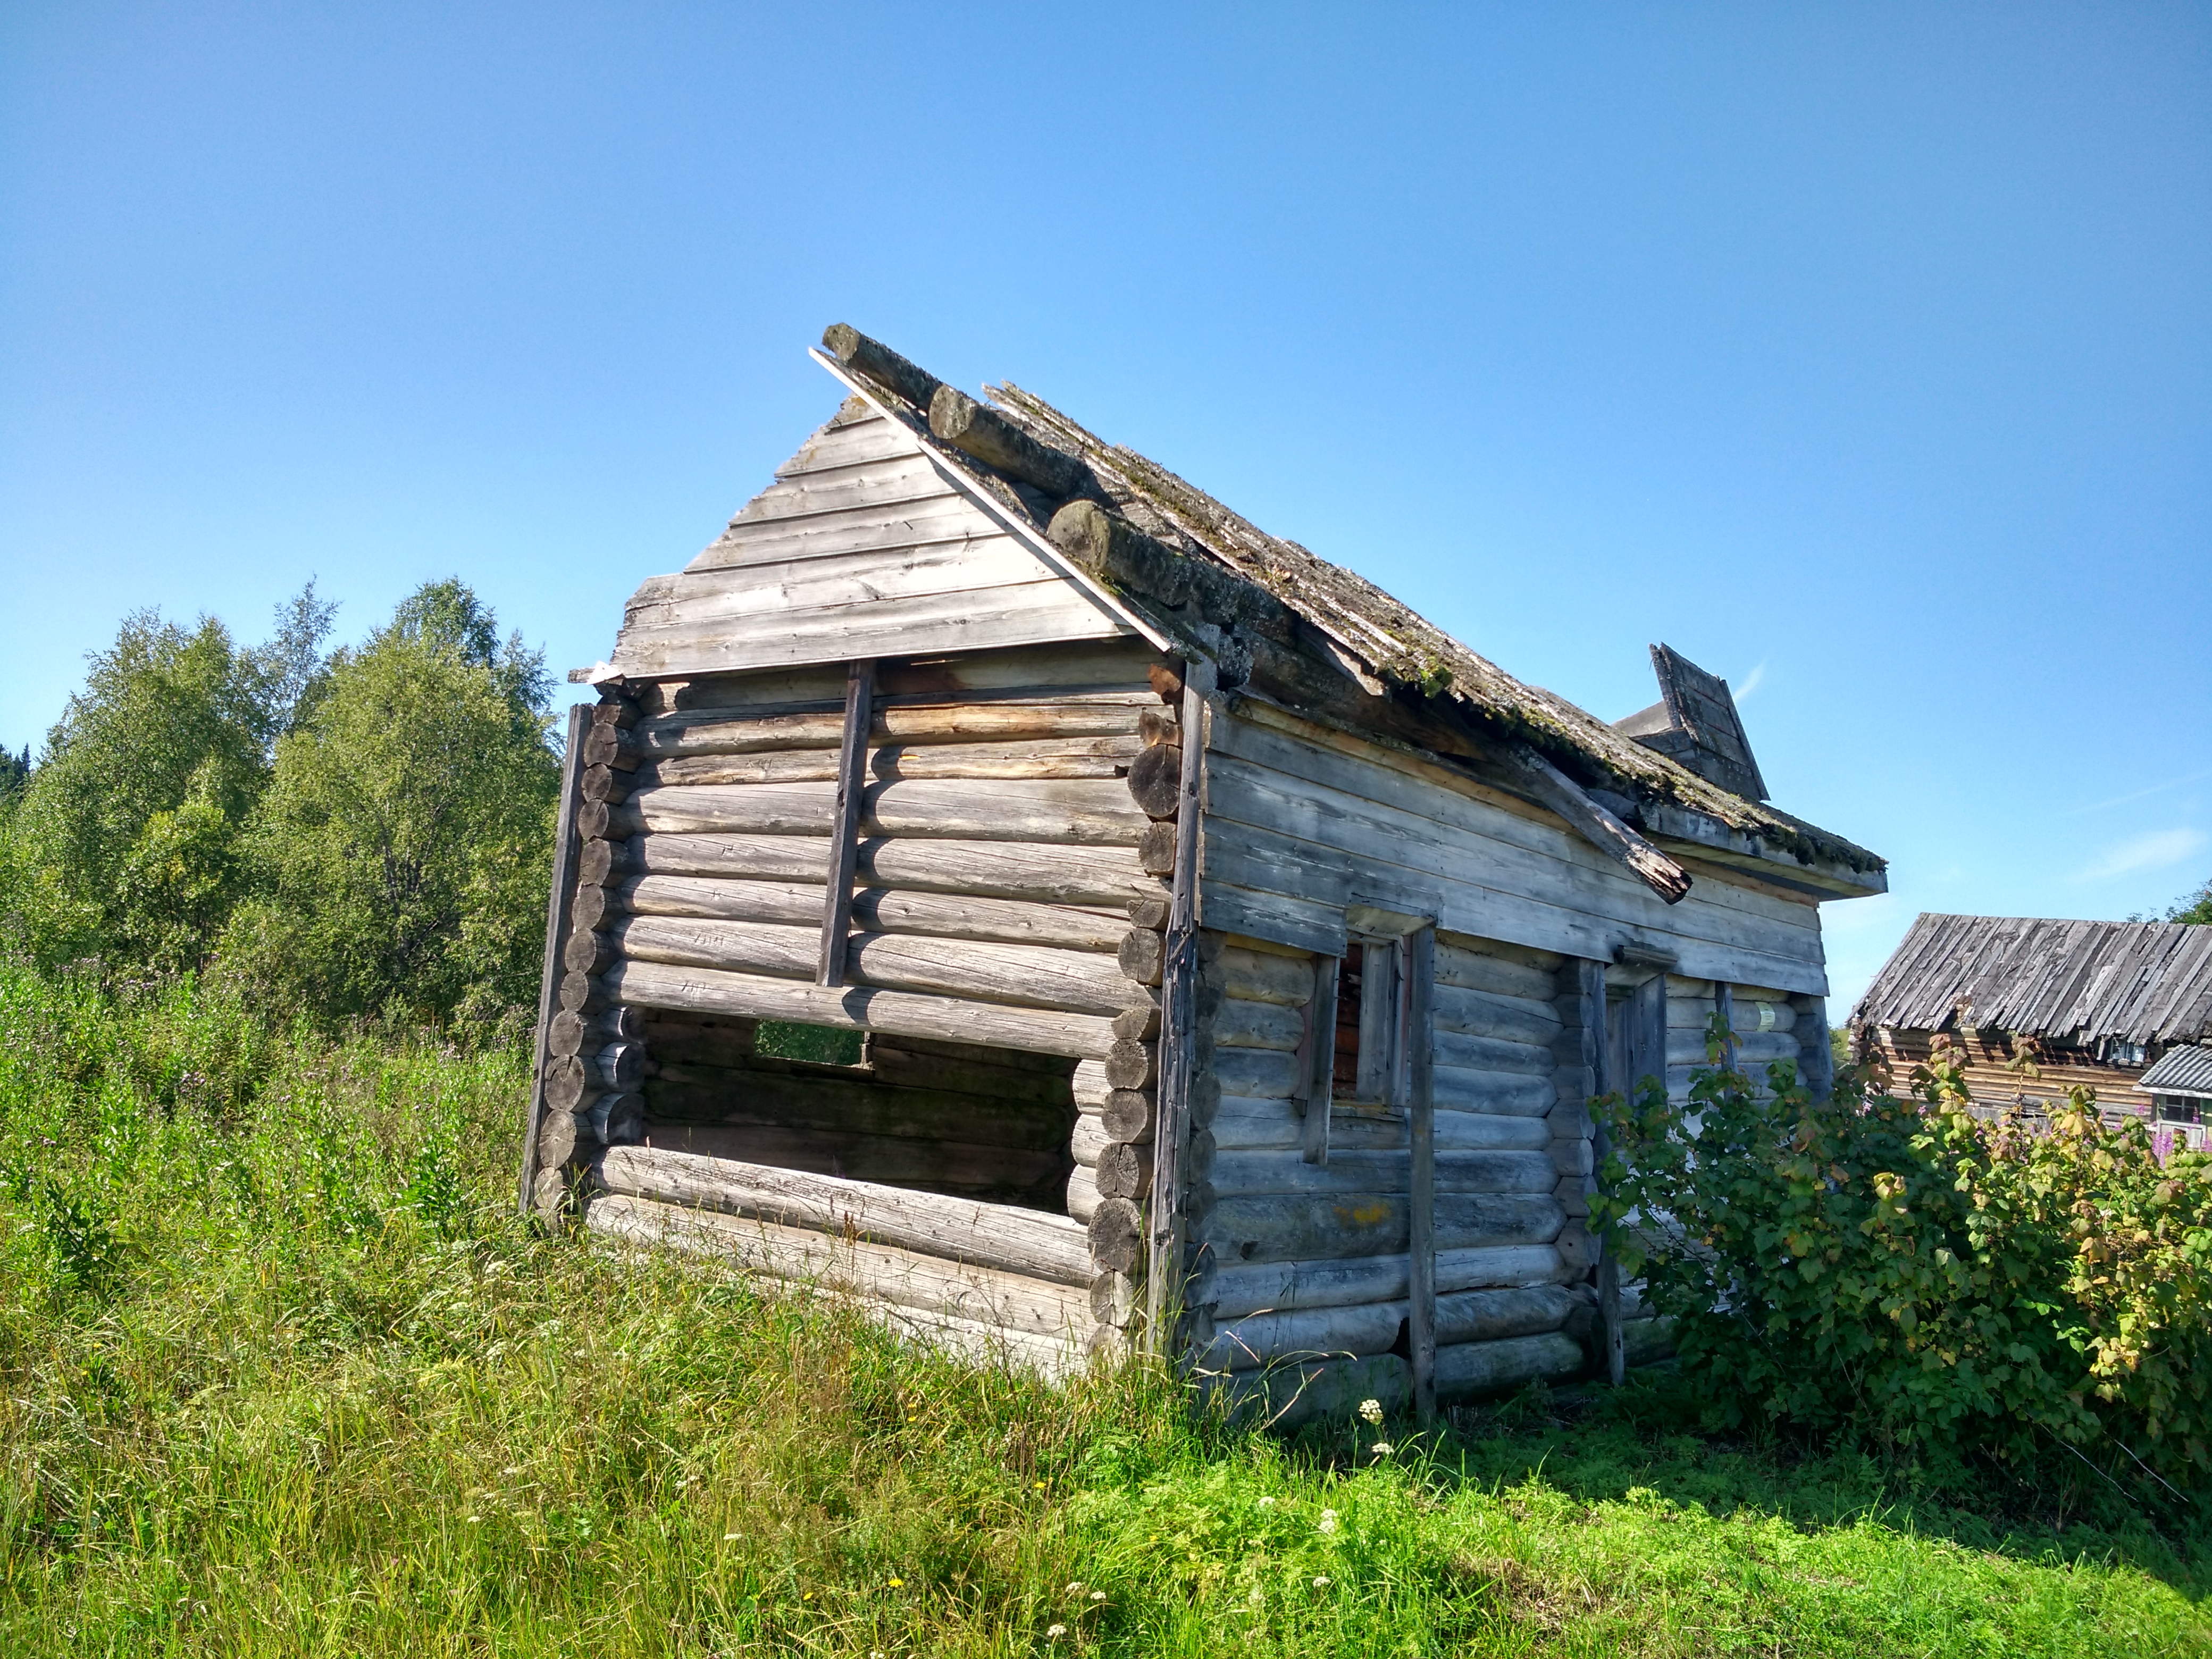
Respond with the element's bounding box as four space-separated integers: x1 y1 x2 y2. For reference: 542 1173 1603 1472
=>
1333 937 1406 1106
2156 1096 2202 1126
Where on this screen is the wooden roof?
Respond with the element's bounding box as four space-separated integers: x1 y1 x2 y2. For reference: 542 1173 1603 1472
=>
1855 913 2212 1046
596 328 1887 894
2140 1044 2212 1099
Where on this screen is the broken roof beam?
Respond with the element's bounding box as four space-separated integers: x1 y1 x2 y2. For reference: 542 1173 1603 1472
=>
1045 500 1692 906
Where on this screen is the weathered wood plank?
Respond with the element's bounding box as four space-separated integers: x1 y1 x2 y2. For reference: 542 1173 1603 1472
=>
1408 923 1438 1423
614 831 1164 907
1195 1191 1565 1263
640 1121 1064 1200
819 660 874 986
521 703 592 1217
595 1145 1092 1285
623 875 1129 954
644 734 1145 786
1203 1148 1559 1199
1201 1243 1572 1320
1434 1331 1587 1400
647 1064 1071 1149
617 778 1151 845
604 959 1119 1058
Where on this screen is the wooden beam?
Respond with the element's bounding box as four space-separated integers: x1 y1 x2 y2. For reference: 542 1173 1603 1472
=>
929 385 1088 498
1715 981 1738 1070
819 660 875 986
519 702 592 1220
1146 657 1216 1346
1407 924 1438 1426
1298 954 1340 1166
1573 956 1626 1388
1489 745 1691 905
819 323 946 414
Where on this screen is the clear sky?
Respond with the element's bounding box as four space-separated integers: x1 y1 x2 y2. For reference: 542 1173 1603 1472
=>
3 3 2207 1008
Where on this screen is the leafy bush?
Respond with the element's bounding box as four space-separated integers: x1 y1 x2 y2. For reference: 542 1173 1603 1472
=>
1593 1029 2212 1488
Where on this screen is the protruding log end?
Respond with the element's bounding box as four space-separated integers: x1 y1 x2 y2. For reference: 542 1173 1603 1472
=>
1100 1088 1157 1144
563 928 616 976
1104 1040 1159 1092
1088 1197 1144 1275
1137 821 1178 875
1117 928 1167 988
1147 661 1186 704
822 323 946 414
1125 742 1182 820
1048 501 1194 608
1125 895 1171 932
1095 1141 1155 1202
530 1164 573 1229
928 384 1087 498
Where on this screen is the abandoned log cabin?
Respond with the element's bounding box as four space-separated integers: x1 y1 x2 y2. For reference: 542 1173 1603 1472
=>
1852 913 2212 1139
521 324 1888 1422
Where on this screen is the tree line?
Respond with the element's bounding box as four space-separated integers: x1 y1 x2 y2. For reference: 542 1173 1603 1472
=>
0 580 560 1027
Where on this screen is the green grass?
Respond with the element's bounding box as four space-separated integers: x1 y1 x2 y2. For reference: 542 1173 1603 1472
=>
0 961 2203 1655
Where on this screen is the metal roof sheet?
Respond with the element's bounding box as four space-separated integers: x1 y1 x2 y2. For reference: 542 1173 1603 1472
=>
2140 1043 2212 1098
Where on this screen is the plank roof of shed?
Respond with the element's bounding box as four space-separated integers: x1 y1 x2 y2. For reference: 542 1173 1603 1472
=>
1854 913 2212 1045
2140 1044 2212 1098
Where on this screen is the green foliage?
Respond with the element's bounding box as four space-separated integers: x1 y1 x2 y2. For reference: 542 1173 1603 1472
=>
1594 1028 2212 1486
2169 876 2212 925
227 605 558 1024
756 1019 865 1065
0 611 274 969
0 960 2199 1655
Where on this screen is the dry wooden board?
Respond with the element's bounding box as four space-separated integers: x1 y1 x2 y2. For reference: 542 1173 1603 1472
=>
1432 1065 1557 1116
1434 1331 1587 1399
642 735 1143 787
596 1144 1092 1285
615 915 1152 1018
1200 882 1349 959
1214 996 1305 1051
1212 708 1826 945
1434 1029 1558 1077
1201 758 1826 994
1195 1191 1566 1263
1211 945 1315 1006
1197 1300 1404 1371
640 1121 1065 1199
586 1195 1088 1338
877 638 1159 698
1202 1353 1411 1429
614 576 1132 680
1206 1098 1549 1154
1201 1243 1572 1320
1435 941 1564 1002
1432 983 1562 1046
618 832 1162 907
624 874 1128 953
621 778 1151 845
1203 1148 1559 1199
689 494 1003 569
605 959 1120 1059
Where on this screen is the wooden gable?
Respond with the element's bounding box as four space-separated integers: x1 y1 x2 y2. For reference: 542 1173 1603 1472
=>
607 400 1136 679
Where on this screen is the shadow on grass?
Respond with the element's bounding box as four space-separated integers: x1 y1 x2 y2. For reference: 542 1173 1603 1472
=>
1342 1371 2212 1601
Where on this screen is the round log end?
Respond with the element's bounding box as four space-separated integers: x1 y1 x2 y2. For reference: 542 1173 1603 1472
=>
1087 1197 1144 1275
1103 1040 1158 1092
1125 742 1182 819
1096 1141 1155 1202
537 1106 588 1168
1100 1088 1156 1144
543 1055 591 1113
1116 928 1167 988
1137 821 1178 875
548 1009 587 1058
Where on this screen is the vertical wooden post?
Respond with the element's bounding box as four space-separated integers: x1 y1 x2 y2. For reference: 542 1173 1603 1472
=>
818 659 876 987
1578 957 1626 1387
1796 994 1834 1101
520 701 592 1218
1715 981 1738 1070
1407 923 1437 1426
1297 955 1340 1165
1146 657 1215 1347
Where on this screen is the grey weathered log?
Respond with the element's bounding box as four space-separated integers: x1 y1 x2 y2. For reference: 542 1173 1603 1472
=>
558 970 611 1013
927 384 1087 497
1101 1088 1155 1144
581 725 638 770
591 696 640 731
563 927 617 976
606 958 1119 1058
596 1143 1092 1285
1434 1284 1577 1346
1111 1005 1160 1043
1205 1353 1409 1430
576 800 627 842
1408 924 1438 1423
1201 1148 1559 1199
1137 708 1179 747
1201 1300 1405 1372
1489 745 1691 904
1199 1242 1571 1320
581 764 631 805
641 1122 1066 1201
822 323 948 414
1126 894 1170 931
1214 945 1315 1006
1094 1139 1155 1203
571 883 617 934
549 1004 643 1057
1137 820 1177 874
1197 1191 1565 1264
544 1055 591 1112
538 1107 593 1168
1219 995 1303 1052
594 1040 647 1091
578 836 629 887
531 1164 572 1228
1104 1040 1158 1091
1087 1196 1144 1274
591 1092 647 1146
1065 1164 1102 1224
1434 1331 1587 1400
618 777 1148 846
1090 1269 1138 1327
1125 742 1182 819
1118 928 1166 987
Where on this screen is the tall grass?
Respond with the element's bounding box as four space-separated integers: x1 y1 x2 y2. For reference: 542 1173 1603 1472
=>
0 958 2203 1656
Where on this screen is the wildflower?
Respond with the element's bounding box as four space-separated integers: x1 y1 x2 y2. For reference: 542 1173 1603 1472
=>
723 1533 741 1541
887 1577 904 1588
1256 1495 1276 1508
1358 1397 1384 1426
1317 1507 1338 1534
1090 1589 1107 1602
1369 1441 1394 1457
1034 1480 1048 1490
1312 1575 1330 1589
1065 1581 1084 1594
1046 1624 1068 1639
465 1514 481 1523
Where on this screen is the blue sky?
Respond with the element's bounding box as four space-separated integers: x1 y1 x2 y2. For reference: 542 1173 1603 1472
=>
3 3 2206 1007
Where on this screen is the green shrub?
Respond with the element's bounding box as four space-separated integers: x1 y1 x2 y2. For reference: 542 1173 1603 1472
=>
1593 1029 2212 1487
